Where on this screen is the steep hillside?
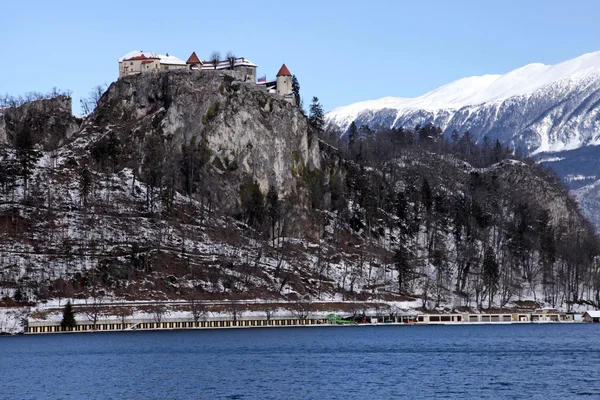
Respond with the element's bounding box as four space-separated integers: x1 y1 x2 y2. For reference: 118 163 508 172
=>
0 71 598 332
326 51 600 232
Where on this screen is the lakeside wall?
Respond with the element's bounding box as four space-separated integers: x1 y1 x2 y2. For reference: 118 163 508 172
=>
24 311 578 334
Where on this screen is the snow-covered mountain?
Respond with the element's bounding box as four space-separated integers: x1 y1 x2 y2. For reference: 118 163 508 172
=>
326 51 600 154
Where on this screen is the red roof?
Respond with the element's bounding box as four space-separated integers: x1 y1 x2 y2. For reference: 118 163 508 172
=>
141 60 154 65
126 54 160 61
186 52 201 64
276 64 292 77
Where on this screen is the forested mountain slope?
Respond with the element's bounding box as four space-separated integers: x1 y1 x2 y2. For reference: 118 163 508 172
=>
326 51 600 233
0 70 598 317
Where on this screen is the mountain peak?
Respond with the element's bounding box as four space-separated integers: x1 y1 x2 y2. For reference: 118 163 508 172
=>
326 50 600 155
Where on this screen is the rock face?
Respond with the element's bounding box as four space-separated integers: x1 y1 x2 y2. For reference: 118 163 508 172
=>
1 96 80 150
88 70 320 214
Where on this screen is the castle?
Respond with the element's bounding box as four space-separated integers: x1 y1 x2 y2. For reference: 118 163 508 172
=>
118 51 295 105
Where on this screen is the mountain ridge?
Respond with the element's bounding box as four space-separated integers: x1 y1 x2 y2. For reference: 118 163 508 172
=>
326 50 600 154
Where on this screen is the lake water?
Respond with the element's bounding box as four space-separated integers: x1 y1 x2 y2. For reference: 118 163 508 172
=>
2 324 600 399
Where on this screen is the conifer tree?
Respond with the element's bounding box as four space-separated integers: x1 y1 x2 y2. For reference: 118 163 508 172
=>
240 179 265 229
265 184 280 246
308 97 325 131
61 301 77 330
291 75 301 107
348 121 358 149
15 125 41 199
483 247 499 308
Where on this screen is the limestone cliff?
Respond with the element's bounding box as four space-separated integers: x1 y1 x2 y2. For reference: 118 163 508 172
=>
85 70 320 215
1 96 80 150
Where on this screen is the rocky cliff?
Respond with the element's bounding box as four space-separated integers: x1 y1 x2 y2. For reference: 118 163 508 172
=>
85 70 320 211
0 96 80 150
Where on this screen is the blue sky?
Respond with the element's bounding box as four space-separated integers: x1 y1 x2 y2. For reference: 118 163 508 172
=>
2 0 600 114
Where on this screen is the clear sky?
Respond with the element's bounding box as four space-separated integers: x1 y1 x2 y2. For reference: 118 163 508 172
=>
2 0 600 114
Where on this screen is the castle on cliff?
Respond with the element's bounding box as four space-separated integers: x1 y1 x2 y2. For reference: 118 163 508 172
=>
118 51 295 105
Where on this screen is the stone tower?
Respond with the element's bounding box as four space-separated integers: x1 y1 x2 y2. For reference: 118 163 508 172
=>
276 64 293 104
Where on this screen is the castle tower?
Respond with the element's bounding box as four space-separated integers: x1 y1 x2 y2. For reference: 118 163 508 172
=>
276 64 293 103
186 52 202 70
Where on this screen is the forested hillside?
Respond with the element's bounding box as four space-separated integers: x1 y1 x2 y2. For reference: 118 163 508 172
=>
319 121 600 310
0 71 598 319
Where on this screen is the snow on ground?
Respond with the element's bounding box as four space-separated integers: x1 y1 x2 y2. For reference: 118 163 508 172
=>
0 308 28 334
537 156 565 163
566 174 597 182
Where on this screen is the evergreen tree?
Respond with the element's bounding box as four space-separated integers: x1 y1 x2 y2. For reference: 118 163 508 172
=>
141 134 166 211
265 184 280 246
180 137 212 195
347 121 358 155
394 245 413 293
291 75 301 107
450 129 460 144
14 125 41 199
0 147 19 197
78 166 93 207
61 301 77 330
482 247 499 308
308 96 325 131
421 178 433 214
90 132 121 172
240 179 265 229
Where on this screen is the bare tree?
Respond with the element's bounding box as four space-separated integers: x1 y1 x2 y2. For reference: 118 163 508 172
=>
260 302 279 321
348 302 366 320
373 303 391 322
227 299 244 323
116 304 132 329
190 298 208 324
290 297 313 321
80 84 107 115
210 51 221 70
226 51 236 70
83 276 104 328
151 304 167 324
420 277 432 310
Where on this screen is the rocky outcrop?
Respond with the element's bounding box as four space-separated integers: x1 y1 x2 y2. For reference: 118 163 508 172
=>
87 71 320 213
1 96 80 150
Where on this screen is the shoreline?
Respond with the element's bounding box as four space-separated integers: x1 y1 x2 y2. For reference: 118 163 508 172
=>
20 311 585 336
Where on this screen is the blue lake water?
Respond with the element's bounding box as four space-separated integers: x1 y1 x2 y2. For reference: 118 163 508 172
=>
2 324 600 399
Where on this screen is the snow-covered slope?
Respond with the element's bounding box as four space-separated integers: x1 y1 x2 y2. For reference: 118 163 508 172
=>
327 51 600 154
